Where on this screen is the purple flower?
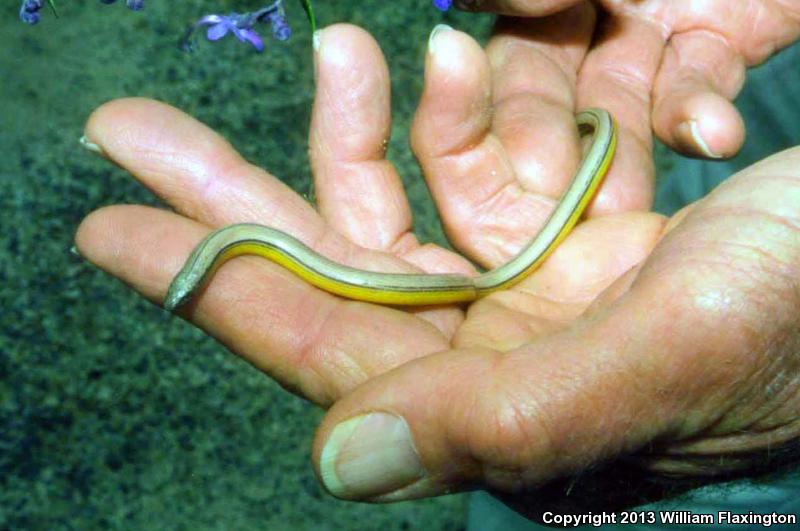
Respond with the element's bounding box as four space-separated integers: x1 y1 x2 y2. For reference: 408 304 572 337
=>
184 1 293 52
260 8 292 41
432 0 453 11
19 0 44 25
197 13 265 52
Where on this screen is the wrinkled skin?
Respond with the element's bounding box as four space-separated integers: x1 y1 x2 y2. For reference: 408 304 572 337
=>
455 0 800 215
75 23 800 513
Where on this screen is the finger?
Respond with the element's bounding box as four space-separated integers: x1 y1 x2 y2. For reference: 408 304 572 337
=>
577 15 667 213
74 205 452 405
454 0 583 17
82 98 469 332
310 25 414 251
486 7 594 198
82 97 322 237
412 25 517 267
311 290 673 501
652 30 746 159
411 26 580 268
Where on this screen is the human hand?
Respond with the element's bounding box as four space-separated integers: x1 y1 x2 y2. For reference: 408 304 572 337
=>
311 140 800 508
74 23 800 513
451 0 800 212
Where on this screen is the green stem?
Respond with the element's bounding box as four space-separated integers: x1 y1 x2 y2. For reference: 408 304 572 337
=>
299 0 316 33
47 0 59 18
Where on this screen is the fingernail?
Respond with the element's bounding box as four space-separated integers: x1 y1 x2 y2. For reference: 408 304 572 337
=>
682 120 721 159
79 135 107 157
428 24 453 57
319 413 425 499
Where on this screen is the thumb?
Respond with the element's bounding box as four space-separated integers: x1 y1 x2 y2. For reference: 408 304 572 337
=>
311 146 800 503
311 147 800 503
311 307 675 502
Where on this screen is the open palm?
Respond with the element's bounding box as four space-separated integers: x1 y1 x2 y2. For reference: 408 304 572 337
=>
76 24 800 507
75 24 628 404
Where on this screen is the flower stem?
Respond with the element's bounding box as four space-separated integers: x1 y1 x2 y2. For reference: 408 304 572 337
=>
47 0 59 18
298 0 315 33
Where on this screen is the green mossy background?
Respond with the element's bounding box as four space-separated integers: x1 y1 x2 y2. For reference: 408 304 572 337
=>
1 2 493 529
